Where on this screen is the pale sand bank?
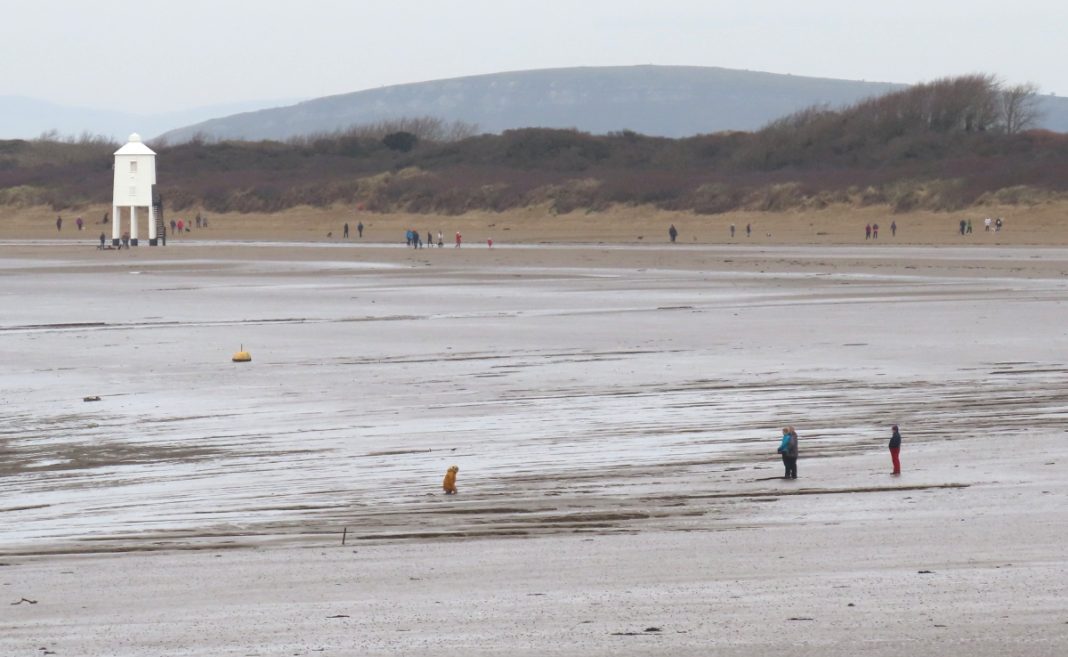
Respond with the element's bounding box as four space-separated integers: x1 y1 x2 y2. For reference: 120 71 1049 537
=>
1 242 1066 655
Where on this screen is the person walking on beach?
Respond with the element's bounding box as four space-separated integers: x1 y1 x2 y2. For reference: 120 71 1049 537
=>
437 230 443 247
746 223 751 238
177 219 184 235
343 223 349 239
730 223 735 238
455 231 462 248
668 224 678 243
966 219 973 234
891 220 897 237
121 231 130 249
428 231 433 248
777 426 799 479
781 427 798 478
959 219 966 236
872 223 879 239
98 232 106 249
865 224 872 240
889 425 902 475
76 217 83 231
357 221 364 238
56 216 63 232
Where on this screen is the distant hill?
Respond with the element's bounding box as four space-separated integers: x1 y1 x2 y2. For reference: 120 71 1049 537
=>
158 65 1068 143
0 96 302 141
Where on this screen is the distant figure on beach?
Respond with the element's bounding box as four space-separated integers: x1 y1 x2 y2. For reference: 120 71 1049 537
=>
455 231 462 248
177 219 184 234
872 223 879 239
428 231 433 247
202 215 208 228
195 212 202 229
487 238 493 248
357 221 364 238
730 223 735 238
76 217 83 231
170 219 177 234
121 231 130 249
865 224 871 240
746 223 752 238
668 224 678 243
442 465 459 494
343 223 349 239
777 426 799 479
995 217 1003 232
889 424 902 475
891 220 897 237
102 212 109 225
966 219 973 234
56 216 62 232
98 232 106 249
405 229 412 247
984 217 992 232
959 219 966 236
437 230 443 247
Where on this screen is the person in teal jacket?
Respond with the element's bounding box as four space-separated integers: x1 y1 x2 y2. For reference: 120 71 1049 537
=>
777 426 799 479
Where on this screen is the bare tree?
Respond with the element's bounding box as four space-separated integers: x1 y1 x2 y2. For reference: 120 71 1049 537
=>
1000 83 1041 134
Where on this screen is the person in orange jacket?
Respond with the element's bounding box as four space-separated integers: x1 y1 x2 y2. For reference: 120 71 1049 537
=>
442 465 459 494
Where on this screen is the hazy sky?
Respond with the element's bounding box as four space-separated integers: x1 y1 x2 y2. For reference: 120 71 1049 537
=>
3 0 1064 113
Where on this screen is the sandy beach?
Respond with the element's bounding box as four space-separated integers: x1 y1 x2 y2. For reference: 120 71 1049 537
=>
2 235 1067 655
3 200 1068 246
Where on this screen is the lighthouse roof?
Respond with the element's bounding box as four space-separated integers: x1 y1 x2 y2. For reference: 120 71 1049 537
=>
114 133 156 156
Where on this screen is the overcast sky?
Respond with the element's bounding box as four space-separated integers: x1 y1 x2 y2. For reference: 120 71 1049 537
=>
2 0 1064 113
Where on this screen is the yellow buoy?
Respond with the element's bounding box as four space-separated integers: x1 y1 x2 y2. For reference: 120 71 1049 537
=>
232 345 252 362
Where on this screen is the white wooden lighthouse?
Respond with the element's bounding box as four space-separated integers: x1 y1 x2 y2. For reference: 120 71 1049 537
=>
112 133 158 246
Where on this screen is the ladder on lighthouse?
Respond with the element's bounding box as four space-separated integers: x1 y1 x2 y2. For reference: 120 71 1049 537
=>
152 186 166 245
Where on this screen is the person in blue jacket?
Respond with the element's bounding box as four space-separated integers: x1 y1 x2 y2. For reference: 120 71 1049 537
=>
889 425 902 475
777 426 799 479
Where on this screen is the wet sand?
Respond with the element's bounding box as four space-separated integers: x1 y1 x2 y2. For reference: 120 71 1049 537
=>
2 240 1067 655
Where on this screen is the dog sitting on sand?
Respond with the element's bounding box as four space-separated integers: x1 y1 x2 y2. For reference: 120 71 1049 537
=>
442 465 459 494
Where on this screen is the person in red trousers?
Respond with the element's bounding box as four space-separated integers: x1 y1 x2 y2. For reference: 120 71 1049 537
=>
889 425 902 474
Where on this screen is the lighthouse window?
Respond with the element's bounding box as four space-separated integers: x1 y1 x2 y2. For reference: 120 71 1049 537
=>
130 161 138 173
129 186 137 197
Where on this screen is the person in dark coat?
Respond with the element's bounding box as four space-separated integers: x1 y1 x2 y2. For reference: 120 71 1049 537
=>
889 425 902 475
668 224 678 243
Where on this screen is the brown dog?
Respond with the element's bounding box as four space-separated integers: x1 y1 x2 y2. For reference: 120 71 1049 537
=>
442 465 459 494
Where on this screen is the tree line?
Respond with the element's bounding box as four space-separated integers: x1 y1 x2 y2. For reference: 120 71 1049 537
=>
1 75 1064 215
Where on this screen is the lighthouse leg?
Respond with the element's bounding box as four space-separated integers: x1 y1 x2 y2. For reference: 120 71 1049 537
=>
130 206 139 246
112 205 121 246
148 204 158 246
